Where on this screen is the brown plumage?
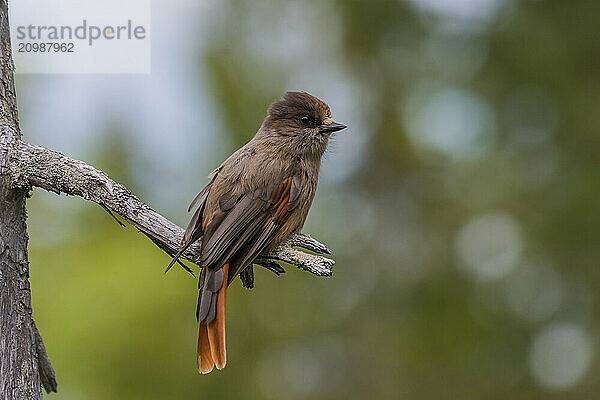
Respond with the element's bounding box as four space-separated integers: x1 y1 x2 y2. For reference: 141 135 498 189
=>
167 91 346 373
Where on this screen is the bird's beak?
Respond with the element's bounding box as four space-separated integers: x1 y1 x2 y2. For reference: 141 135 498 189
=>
319 120 347 134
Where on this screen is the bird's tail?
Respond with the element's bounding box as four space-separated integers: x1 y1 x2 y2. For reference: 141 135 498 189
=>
197 263 229 373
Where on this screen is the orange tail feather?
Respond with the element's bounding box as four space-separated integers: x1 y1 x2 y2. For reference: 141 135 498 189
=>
197 322 214 374
206 263 228 370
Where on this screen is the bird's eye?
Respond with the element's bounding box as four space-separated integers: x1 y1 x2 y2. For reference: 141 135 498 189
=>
300 116 310 125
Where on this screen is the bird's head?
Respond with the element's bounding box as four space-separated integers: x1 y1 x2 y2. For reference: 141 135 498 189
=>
259 91 346 158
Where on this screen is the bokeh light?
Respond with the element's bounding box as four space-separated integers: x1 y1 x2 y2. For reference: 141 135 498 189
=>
455 212 522 282
529 323 593 390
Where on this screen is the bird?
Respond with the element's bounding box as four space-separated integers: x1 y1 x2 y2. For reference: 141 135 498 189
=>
166 91 346 373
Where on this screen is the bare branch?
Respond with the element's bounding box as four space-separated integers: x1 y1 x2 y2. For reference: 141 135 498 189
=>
287 232 331 255
269 240 335 277
32 320 57 394
11 141 335 276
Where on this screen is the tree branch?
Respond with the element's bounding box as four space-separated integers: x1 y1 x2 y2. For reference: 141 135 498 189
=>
32 319 57 393
11 141 335 277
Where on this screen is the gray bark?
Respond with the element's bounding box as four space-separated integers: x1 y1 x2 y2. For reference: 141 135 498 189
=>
0 0 333 395
0 0 57 398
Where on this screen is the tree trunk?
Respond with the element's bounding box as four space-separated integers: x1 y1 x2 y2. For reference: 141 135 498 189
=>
0 1 56 398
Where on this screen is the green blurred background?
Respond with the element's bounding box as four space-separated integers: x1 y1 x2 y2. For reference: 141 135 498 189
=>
14 0 600 398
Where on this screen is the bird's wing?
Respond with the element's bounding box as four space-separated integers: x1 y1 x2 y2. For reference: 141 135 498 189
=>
182 178 215 248
164 177 215 273
201 175 302 282
187 167 221 213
